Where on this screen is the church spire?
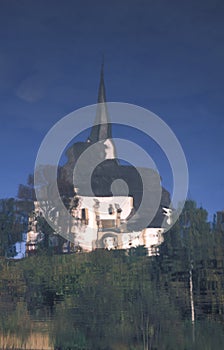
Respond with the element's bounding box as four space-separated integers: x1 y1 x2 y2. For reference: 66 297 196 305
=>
97 60 106 104
88 62 113 143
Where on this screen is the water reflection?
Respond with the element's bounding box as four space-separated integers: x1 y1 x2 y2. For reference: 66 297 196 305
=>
1 246 224 349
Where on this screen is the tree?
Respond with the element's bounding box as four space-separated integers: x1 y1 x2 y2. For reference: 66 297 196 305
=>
0 198 26 256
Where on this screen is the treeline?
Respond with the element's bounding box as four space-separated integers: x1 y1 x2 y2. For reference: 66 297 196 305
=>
0 174 35 256
0 198 32 257
0 200 224 349
0 170 74 257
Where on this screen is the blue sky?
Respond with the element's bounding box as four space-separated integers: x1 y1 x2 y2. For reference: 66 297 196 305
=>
0 0 223 220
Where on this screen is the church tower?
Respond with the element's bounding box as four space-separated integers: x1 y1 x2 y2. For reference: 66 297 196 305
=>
63 64 117 190
88 63 116 159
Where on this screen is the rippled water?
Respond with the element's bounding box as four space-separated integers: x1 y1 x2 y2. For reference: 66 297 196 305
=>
1 246 224 350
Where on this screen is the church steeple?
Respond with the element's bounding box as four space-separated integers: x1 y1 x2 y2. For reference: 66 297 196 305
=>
88 63 113 143
97 61 106 104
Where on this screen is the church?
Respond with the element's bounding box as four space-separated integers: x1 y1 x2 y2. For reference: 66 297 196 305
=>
26 65 172 256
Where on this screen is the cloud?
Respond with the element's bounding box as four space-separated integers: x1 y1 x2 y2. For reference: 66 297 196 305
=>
16 72 48 102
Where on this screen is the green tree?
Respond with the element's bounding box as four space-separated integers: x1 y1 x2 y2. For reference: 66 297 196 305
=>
0 198 27 256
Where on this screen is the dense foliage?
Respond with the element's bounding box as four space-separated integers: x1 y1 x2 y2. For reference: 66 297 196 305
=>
0 198 31 257
0 200 224 349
